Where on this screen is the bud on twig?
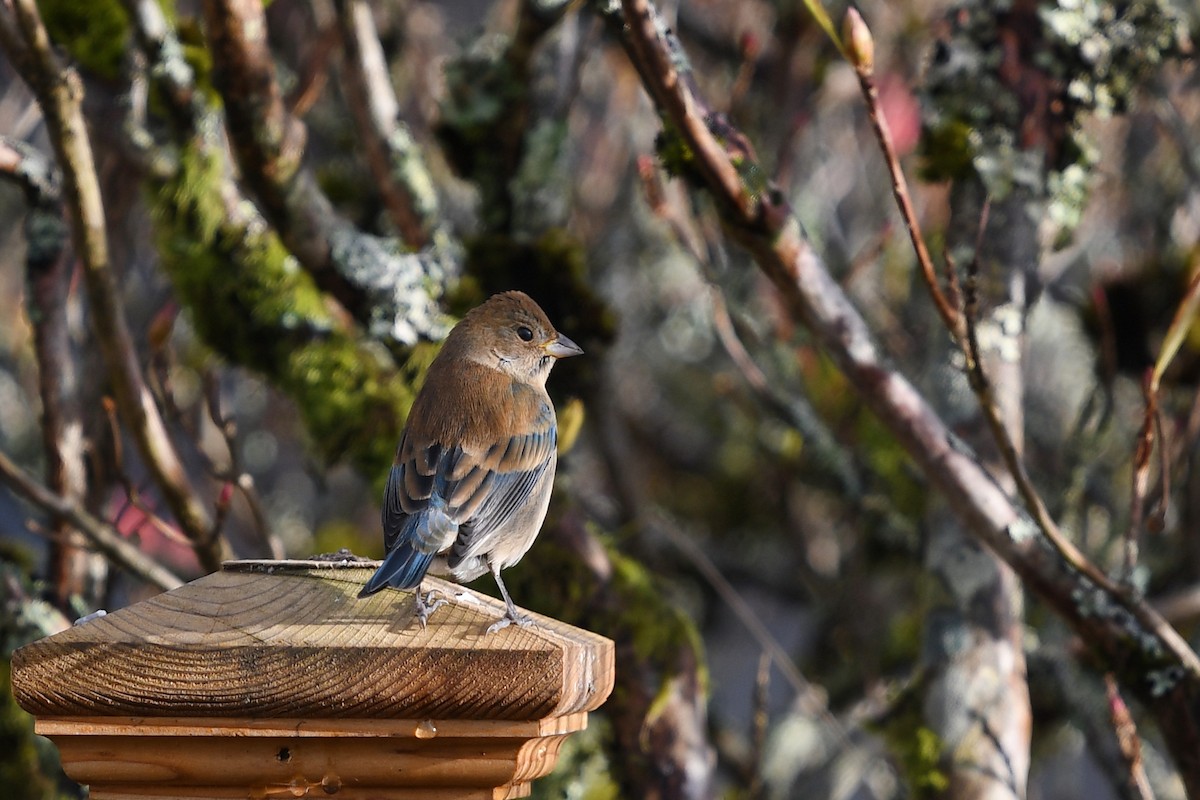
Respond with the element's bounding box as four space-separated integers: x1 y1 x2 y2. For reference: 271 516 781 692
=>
843 8 875 77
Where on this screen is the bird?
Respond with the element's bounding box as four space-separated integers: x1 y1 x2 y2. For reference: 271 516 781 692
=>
358 291 583 632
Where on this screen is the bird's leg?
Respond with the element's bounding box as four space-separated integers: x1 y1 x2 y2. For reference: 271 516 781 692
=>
486 564 534 634
412 583 448 629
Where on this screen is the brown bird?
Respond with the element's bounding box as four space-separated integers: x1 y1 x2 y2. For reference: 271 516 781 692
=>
358 291 582 631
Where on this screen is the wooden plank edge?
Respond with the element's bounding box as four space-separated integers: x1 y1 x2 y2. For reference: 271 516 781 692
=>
34 713 590 738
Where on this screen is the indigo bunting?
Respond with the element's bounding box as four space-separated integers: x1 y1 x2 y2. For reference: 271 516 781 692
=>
359 291 583 631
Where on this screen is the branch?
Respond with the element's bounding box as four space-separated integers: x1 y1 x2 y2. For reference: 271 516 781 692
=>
957 206 1118 596
598 0 1200 789
200 371 281 558
1105 673 1157 800
334 0 439 248
635 158 864 498
0 448 184 592
1130 261 1200 572
0 0 224 573
116 0 417 482
120 0 203 133
0 136 101 607
843 9 963 339
199 0 451 345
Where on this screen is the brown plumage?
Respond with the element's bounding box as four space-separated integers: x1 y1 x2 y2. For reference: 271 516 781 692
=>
359 291 582 631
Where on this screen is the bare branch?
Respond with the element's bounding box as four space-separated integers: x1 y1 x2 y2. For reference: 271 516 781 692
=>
596 1 1200 789
0 0 225 573
617 0 750 217
201 371 282 558
334 0 439 248
0 449 183 592
957 206 1114 594
844 9 963 339
0 135 102 608
1130 261 1200 573
1105 673 1157 800
198 0 451 345
287 25 339 117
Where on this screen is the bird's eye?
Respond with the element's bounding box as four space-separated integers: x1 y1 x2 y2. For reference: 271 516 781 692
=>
517 325 534 342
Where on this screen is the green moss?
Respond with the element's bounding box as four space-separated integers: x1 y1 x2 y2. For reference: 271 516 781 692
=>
907 727 951 795
655 122 698 180
1 556 76 799
504 523 708 695
0 660 61 799
39 0 128 80
611 550 709 692
730 154 769 207
498 525 709 791
918 119 975 183
150 141 416 480
872 683 950 799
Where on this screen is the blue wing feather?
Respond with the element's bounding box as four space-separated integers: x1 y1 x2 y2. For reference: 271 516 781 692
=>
361 389 557 597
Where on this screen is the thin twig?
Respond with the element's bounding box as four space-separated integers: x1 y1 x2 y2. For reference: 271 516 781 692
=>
596 2 1200 759
708 289 863 498
287 24 339 117
201 371 280 557
747 651 771 800
1104 673 1156 800
0 0 224 572
960 204 1120 595
99 397 195 549
648 508 835 723
1127 371 1157 575
844 9 963 340
618 0 752 217
0 448 183 591
636 154 863 497
1128 260 1200 574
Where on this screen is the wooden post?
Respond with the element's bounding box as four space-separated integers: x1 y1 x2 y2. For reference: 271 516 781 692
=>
11 560 614 799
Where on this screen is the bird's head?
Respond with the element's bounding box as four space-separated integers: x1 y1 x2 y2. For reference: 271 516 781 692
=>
447 291 583 384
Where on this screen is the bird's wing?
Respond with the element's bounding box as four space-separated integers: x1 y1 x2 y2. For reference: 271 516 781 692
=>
445 422 556 569
382 399 557 556
382 430 443 553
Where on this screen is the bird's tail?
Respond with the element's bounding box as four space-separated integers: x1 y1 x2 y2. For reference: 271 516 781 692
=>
358 546 435 598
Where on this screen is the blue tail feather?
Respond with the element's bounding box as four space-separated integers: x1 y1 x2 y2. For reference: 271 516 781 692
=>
359 546 436 598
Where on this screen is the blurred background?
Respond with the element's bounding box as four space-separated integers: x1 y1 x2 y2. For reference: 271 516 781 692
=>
1 0 1199 797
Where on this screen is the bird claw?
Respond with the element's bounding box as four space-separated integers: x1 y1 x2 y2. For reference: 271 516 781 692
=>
413 589 449 629
486 612 534 634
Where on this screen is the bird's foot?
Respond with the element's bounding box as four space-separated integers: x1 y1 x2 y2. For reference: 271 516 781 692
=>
413 589 449 629
486 610 535 634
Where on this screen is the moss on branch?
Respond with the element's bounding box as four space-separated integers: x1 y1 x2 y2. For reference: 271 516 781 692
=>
151 142 425 480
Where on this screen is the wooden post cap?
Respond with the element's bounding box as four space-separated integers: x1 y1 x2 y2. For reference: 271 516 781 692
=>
11 559 615 799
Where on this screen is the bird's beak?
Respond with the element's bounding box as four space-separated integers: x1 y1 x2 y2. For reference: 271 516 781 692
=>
544 332 583 359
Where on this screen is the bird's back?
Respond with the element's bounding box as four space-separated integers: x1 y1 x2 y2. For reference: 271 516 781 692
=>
382 359 557 580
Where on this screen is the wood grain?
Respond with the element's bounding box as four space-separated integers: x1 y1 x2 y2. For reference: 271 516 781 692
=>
12 562 613 721
38 716 574 798
11 561 615 798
